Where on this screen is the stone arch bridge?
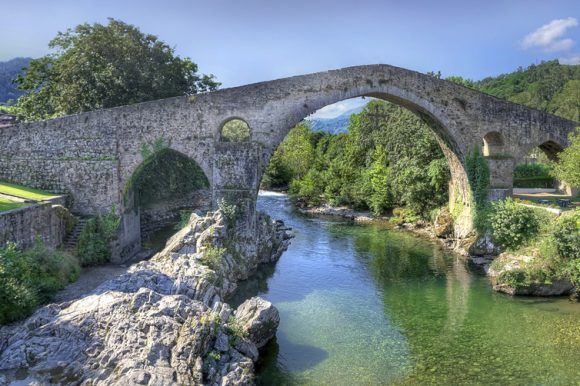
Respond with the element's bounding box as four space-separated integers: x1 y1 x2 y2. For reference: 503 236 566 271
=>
0 65 576 259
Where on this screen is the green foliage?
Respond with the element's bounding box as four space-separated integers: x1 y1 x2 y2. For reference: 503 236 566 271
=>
552 210 580 260
513 176 555 189
217 198 238 225
140 137 170 160
220 119 251 142
477 60 580 121
226 316 248 344
0 241 79 324
76 206 120 266
175 211 192 230
513 163 552 178
14 18 219 121
489 198 540 250
130 148 209 208
551 128 580 188
199 246 225 271
274 100 449 216
465 145 489 209
497 269 528 288
564 258 580 286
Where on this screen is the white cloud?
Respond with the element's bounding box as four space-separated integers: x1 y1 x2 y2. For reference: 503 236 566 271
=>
522 17 578 52
309 97 370 119
559 54 580 65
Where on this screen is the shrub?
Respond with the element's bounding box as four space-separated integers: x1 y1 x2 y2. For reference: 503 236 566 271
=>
76 218 110 266
199 246 225 271
76 206 120 266
513 163 552 178
552 210 580 260
0 241 79 324
497 269 528 288
490 198 540 250
564 259 580 286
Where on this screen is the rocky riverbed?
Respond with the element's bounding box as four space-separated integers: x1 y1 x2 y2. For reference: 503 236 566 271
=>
0 210 293 385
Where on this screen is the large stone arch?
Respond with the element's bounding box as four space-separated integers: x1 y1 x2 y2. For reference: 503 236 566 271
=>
250 86 473 237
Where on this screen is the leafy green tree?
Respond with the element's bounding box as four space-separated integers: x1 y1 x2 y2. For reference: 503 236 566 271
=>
15 18 219 121
552 128 580 187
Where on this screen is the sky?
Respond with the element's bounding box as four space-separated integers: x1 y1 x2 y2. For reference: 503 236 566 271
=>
1 0 579 118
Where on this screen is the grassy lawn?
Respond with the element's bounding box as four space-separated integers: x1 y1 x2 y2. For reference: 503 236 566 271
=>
0 197 27 212
0 181 58 201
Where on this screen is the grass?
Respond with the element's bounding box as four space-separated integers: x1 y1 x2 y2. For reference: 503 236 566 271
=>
0 181 59 201
0 197 27 212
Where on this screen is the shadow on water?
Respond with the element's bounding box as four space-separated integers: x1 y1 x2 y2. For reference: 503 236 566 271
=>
255 332 329 385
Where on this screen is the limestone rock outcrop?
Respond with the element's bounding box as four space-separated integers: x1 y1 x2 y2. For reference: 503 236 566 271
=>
0 210 292 385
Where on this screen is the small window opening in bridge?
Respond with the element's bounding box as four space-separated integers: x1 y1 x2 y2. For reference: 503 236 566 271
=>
126 148 210 251
259 97 453 221
482 131 505 157
220 118 251 142
512 140 574 200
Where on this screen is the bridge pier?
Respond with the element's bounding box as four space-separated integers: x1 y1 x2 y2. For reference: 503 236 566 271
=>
486 156 515 201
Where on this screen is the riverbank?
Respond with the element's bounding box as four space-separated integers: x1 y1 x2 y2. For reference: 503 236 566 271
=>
0 209 293 385
296 200 578 299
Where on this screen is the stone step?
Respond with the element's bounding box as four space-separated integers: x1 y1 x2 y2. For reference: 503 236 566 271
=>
63 216 90 252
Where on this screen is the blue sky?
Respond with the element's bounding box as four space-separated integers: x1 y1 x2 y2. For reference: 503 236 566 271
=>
1 0 578 117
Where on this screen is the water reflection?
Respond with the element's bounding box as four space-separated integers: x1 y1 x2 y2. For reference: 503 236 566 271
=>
228 192 580 385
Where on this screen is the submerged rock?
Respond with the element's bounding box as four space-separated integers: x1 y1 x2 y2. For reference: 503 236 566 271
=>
0 210 292 385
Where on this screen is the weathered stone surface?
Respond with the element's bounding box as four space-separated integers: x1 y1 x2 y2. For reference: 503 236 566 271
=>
234 297 280 349
0 209 292 385
467 231 501 256
1 65 576 256
0 198 69 249
433 208 454 238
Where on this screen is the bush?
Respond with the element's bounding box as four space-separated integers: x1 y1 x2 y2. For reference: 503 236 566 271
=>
552 210 580 260
199 246 225 271
513 163 552 178
0 241 79 324
513 176 554 188
490 198 540 250
76 207 120 266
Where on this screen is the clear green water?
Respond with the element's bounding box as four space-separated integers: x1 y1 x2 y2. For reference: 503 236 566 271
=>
228 192 580 385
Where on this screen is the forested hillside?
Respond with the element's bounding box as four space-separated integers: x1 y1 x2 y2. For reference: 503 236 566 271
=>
475 60 579 121
0 57 30 104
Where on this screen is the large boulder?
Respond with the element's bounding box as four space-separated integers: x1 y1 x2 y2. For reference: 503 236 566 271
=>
234 297 280 349
488 253 575 296
0 209 291 385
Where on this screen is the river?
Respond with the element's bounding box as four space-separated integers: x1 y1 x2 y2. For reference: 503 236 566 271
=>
226 191 580 385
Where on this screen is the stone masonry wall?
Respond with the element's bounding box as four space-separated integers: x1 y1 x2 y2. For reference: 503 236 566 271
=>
0 200 69 250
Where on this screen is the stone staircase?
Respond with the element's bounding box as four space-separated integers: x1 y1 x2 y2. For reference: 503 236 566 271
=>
64 216 89 252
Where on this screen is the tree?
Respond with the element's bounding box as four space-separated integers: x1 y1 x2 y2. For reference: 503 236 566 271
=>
552 128 580 188
15 18 219 121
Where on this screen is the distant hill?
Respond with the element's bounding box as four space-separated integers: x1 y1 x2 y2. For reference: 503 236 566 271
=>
476 60 579 121
0 57 31 104
307 105 365 133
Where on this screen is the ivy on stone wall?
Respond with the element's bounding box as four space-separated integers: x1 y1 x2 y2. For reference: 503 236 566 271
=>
465 144 490 231
130 148 209 209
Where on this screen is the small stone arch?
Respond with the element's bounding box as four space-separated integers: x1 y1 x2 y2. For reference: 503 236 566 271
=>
538 140 564 161
220 118 251 142
482 131 505 157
